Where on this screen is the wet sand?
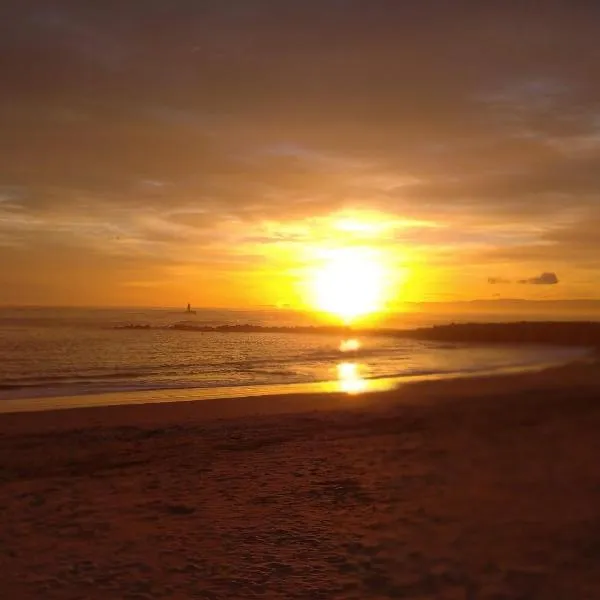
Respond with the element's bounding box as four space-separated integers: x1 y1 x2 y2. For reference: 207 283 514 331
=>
1 361 600 599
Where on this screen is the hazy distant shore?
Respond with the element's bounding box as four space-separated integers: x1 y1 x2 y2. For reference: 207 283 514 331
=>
1 360 600 598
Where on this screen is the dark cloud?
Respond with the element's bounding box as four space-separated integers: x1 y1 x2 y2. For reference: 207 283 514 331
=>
2 2 600 207
488 273 560 285
519 272 559 285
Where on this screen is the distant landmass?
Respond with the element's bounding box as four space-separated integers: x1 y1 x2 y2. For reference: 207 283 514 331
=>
403 321 600 349
393 299 600 314
115 321 600 350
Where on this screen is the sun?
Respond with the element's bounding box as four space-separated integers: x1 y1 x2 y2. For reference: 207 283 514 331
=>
309 247 387 322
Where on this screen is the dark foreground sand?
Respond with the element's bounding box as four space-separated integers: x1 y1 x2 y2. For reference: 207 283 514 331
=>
1 362 600 599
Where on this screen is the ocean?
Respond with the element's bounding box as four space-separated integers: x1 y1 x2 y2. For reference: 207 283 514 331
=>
0 307 590 410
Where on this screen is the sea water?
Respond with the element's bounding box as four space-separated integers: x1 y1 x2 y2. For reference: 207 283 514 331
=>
0 307 589 408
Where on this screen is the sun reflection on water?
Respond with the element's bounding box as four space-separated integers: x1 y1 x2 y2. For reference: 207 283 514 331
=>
337 361 367 394
339 338 360 352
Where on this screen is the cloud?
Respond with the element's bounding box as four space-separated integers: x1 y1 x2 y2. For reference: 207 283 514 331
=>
489 272 560 285
1 1 600 302
518 272 559 285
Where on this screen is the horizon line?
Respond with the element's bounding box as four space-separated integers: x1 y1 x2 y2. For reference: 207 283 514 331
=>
2 298 600 311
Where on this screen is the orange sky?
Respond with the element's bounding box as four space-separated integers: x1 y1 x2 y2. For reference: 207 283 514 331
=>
1 2 600 308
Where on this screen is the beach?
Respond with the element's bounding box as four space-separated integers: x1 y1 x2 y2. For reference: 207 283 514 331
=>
1 361 600 599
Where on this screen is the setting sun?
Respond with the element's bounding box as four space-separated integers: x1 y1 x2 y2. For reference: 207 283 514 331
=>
309 247 388 322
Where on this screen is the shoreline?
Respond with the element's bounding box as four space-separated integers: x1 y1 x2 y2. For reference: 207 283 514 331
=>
1 357 597 434
2 319 597 416
0 353 593 417
1 356 600 597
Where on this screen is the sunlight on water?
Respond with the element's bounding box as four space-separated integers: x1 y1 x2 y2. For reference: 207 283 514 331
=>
0 307 590 405
337 362 367 394
339 338 361 352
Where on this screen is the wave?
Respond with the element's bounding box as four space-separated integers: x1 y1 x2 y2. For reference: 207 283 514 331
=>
1 354 581 402
0 366 483 397
0 369 167 391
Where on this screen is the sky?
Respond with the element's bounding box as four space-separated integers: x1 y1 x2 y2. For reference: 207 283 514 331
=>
1 0 600 309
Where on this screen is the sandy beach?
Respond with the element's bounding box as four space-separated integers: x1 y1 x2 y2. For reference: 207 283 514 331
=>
1 361 600 599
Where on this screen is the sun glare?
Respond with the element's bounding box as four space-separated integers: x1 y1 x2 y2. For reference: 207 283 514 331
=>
337 362 367 394
339 338 361 352
310 247 387 322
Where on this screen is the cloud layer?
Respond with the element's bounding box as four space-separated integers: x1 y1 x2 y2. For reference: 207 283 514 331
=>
1 1 599 304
